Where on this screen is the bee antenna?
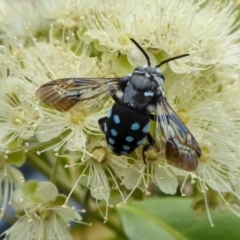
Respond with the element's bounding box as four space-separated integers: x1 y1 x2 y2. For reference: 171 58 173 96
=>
130 38 151 67
155 54 189 68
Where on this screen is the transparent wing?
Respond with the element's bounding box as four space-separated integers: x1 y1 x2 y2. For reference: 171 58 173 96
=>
36 78 120 111
154 97 201 171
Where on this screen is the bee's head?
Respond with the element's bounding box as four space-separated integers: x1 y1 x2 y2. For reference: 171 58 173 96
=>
120 39 189 111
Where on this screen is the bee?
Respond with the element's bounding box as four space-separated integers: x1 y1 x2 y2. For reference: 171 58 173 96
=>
36 38 201 171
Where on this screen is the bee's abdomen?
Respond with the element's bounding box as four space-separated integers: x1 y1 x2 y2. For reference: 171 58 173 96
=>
103 103 150 155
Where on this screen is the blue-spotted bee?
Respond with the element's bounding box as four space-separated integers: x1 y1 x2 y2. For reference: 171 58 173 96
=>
36 38 201 171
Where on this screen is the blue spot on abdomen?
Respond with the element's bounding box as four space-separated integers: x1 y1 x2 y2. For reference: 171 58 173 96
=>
110 129 118 136
123 145 130 151
108 138 115 144
113 114 120 124
131 122 140 130
126 136 134 142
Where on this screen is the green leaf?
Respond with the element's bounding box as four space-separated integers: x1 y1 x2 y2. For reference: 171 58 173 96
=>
117 204 188 240
128 197 240 240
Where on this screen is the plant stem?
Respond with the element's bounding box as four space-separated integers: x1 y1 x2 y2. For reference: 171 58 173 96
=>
27 152 81 201
50 154 61 184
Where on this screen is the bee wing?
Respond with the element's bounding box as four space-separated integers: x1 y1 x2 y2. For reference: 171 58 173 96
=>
36 78 119 111
154 97 201 171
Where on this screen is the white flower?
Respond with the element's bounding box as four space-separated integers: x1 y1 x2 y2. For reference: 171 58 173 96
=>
12 41 111 153
122 158 179 196
36 102 108 152
0 0 44 46
153 164 179 194
80 0 162 71
81 0 240 74
0 0 83 47
1 181 82 240
65 143 129 221
0 49 44 150
122 145 197 197
163 69 240 220
1 0 240 225
195 84 240 215
149 0 240 72
82 0 156 52
0 152 25 219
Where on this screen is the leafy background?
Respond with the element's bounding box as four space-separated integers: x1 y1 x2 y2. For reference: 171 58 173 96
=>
70 197 240 240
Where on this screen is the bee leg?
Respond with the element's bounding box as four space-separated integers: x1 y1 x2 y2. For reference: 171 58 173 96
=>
142 133 155 164
98 117 107 133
